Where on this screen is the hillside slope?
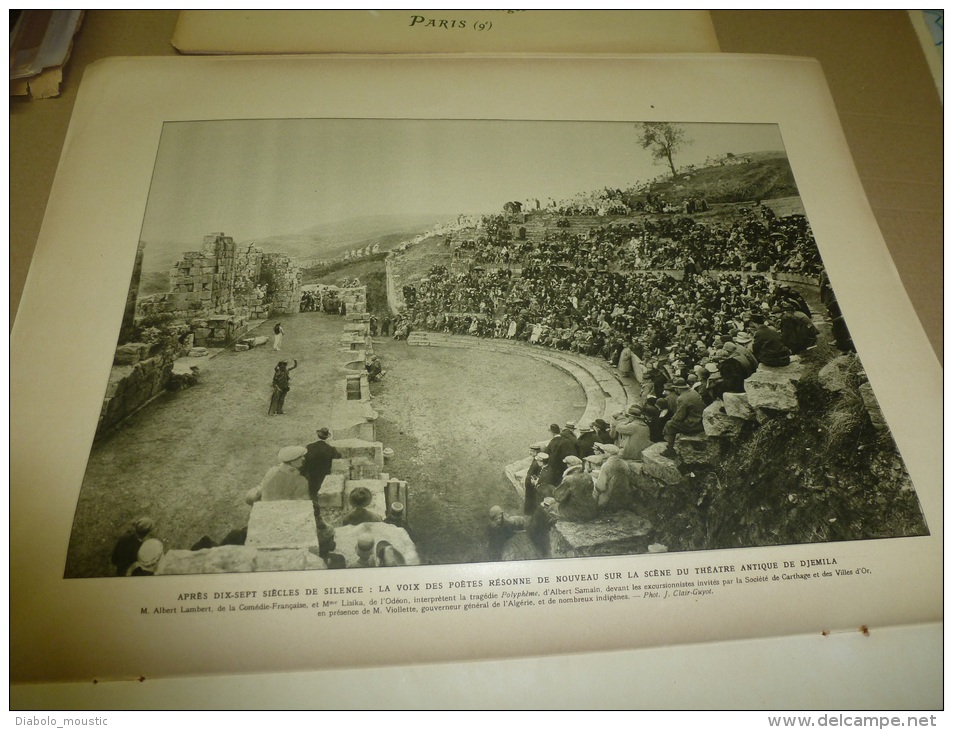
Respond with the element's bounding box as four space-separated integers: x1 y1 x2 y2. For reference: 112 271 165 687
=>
630 151 799 205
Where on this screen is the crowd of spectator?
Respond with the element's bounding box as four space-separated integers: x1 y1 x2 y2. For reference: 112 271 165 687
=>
390 201 832 403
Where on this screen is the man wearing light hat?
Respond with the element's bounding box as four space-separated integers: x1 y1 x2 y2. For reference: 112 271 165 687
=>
535 452 559 501
245 445 310 504
554 454 597 523
560 421 579 454
127 538 164 576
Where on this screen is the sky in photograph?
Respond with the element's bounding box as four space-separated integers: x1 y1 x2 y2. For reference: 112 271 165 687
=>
139 119 785 254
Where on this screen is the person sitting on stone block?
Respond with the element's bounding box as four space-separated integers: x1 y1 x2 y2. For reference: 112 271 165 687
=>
342 486 383 526
592 443 634 513
554 456 597 523
245 445 309 504
662 378 706 458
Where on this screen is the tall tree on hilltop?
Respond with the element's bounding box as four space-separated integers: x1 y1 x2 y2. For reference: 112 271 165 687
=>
635 122 691 177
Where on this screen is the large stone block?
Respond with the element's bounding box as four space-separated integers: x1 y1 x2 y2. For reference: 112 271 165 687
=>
253 548 317 573
702 400 742 438
349 458 380 480
551 511 653 558
332 439 384 469
722 391 756 421
329 401 377 441
157 546 257 575
744 365 801 412
331 458 351 476
627 461 664 500
246 501 319 550
675 433 721 466
333 523 420 566
318 473 346 509
504 456 534 495
114 342 149 366
641 442 683 485
818 355 855 393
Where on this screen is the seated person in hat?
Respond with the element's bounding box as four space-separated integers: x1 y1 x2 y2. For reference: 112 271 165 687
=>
662 378 706 457
575 423 598 459
592 418 614 446
592 444 635 513
611 404 652 461
778 303 818 354
554 455 597 523
245 445 310 504
343 486 383 526
751 314 792 367
585 443 608 472
535 452 560 501
730 334 759 374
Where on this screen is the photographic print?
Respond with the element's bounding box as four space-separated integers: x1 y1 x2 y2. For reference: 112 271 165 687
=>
64 118 928 579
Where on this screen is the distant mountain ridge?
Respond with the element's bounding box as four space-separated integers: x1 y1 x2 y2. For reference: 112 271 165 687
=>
250 213 456 262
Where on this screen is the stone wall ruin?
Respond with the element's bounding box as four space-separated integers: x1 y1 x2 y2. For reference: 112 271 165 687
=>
137 232 301 347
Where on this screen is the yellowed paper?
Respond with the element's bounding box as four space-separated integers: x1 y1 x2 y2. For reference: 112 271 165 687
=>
10 54 941 685
171 10 720 54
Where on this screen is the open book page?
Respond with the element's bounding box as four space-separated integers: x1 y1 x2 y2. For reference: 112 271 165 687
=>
171 10 720 54
10 54 940 684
